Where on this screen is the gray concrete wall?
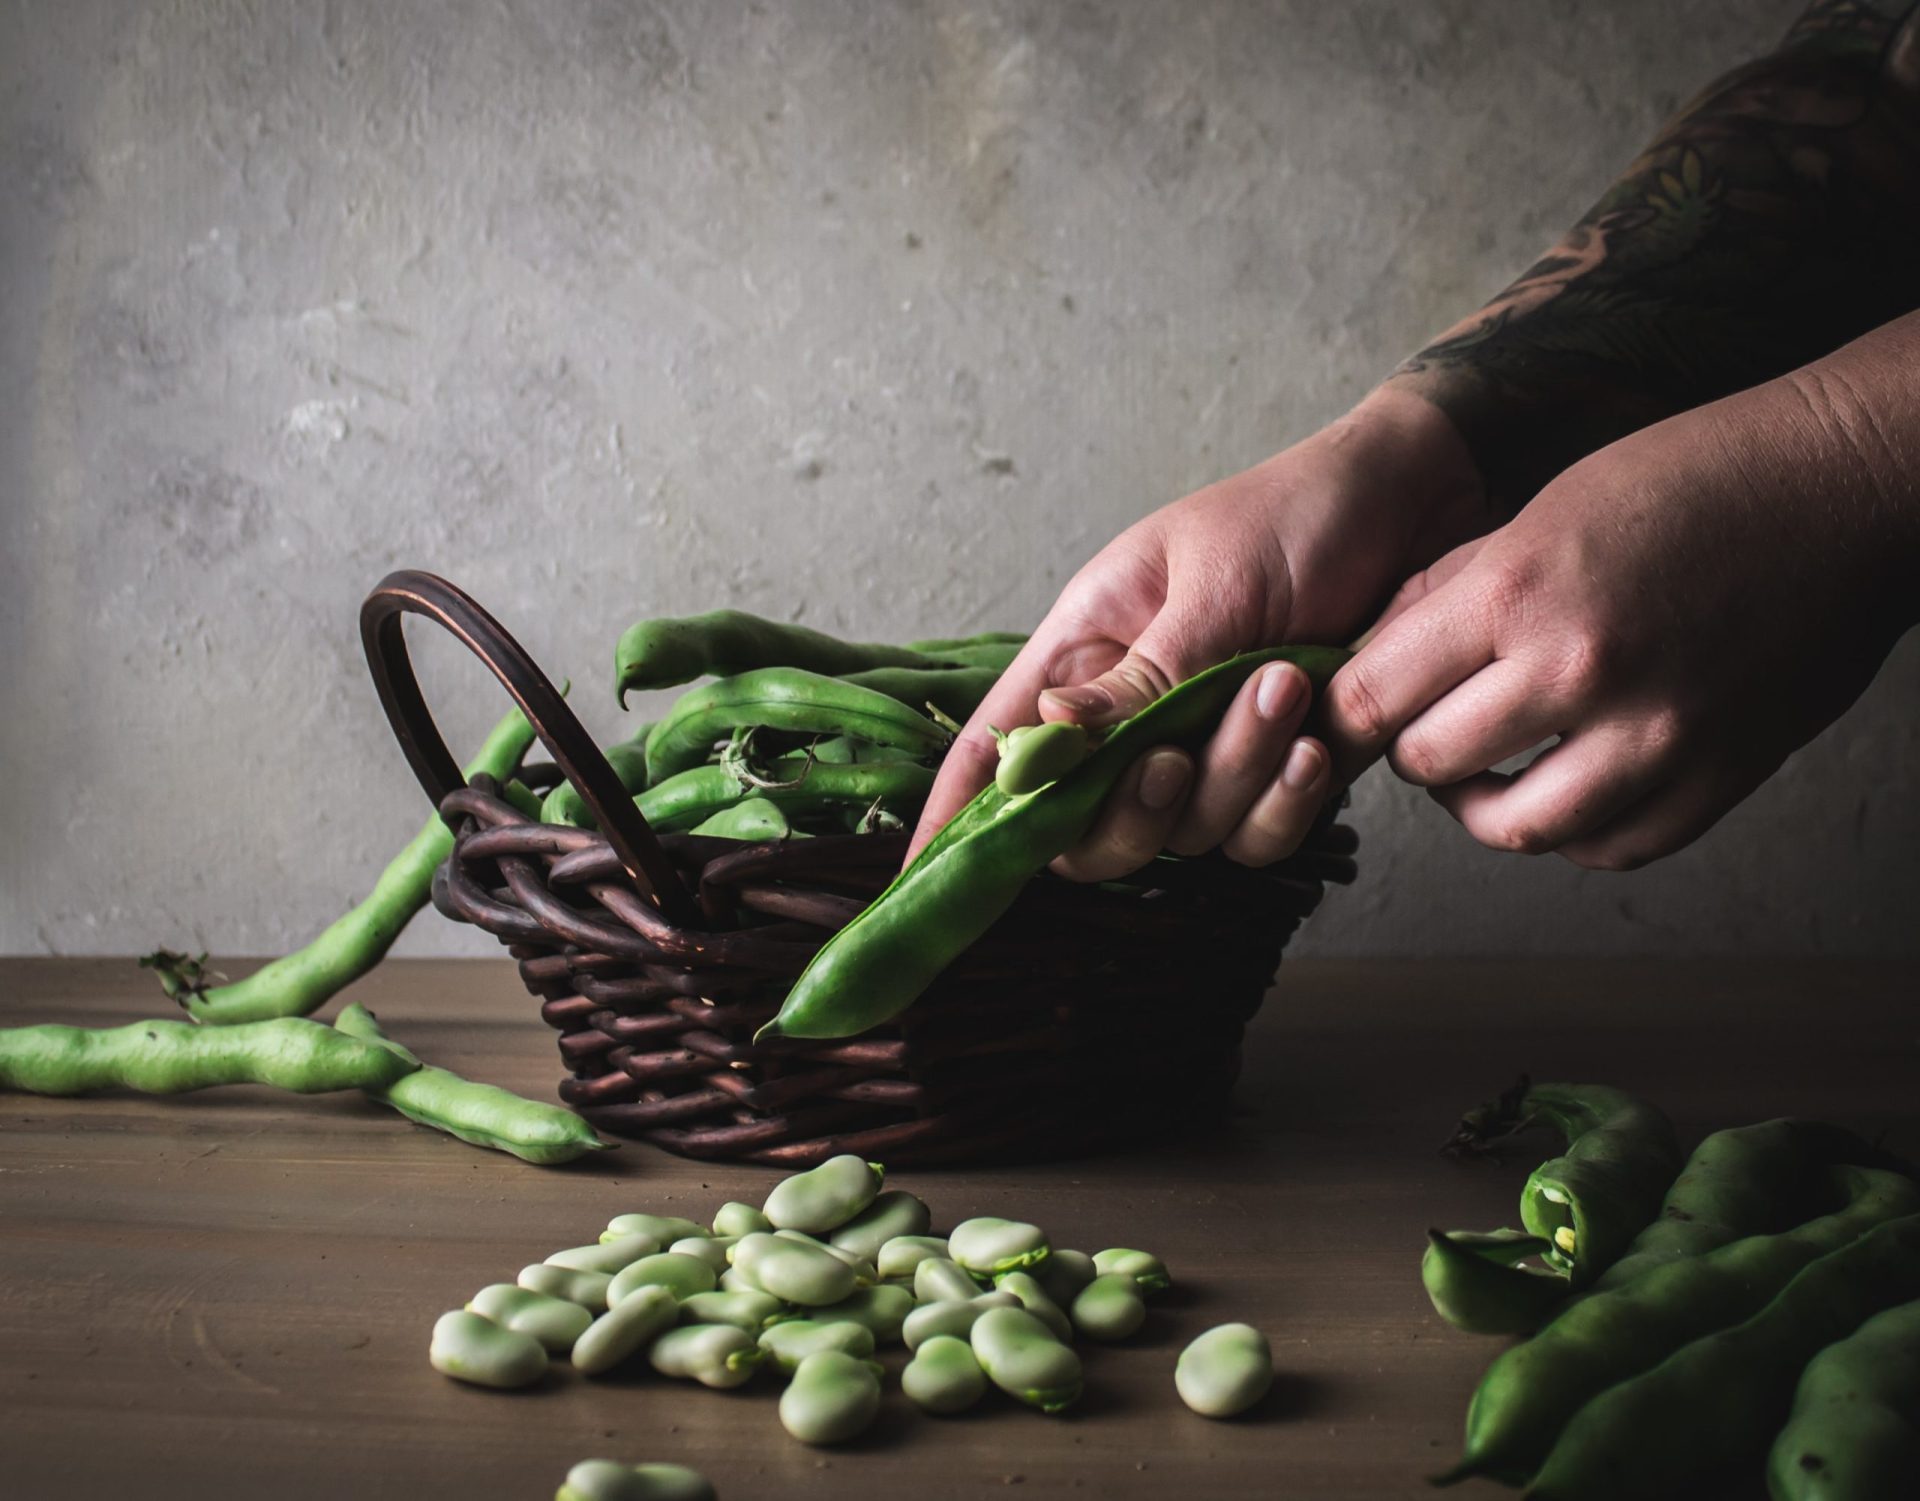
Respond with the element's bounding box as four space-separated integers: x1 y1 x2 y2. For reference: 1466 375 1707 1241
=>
5 0 1914 961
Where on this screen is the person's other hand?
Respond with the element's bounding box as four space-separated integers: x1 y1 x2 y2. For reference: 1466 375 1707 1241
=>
908 388 1485 877
1323 357 1919 869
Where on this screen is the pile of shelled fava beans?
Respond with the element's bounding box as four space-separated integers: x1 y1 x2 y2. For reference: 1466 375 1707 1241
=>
425 1155 1275 1499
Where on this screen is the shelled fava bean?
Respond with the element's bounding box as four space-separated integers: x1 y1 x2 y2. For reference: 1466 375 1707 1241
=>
424 1159 1277 1479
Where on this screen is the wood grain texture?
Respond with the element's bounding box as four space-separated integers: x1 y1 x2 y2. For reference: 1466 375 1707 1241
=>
2 956 1913 1500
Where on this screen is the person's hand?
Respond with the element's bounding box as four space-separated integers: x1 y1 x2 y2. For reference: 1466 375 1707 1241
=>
1323 346 1920 870
908 387 1486 876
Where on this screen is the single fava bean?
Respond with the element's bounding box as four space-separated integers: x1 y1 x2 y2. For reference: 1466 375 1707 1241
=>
829 1190 933 1265
972 1306 1082 1413
915 1257 986 1305
903 1334 989 1415
994 720 1090 796
572 1285 679 1377
603 1213 709 1246
780 1350 883 1445
648 1323 765 1389
678 1289 787 1333
773 1230 877 1283
756 1318 877 1376
950 1217 1050 1277
1092 1248 1171 1294
519 1263 613 1310
671 1236 735 1275
609 1252 718 1306
812 1284 915 1346
763 1154 885 1234
430 1309 548 1389
903 1292 1020 1351
555 1459 716 1501
548 1234 662 1275
876 1235 949 1280
469 1284 595 1353
712 1201 773 1238
1071 1273 1147 1342
729 1233 859 1306
1035 1249 1097 1306
994 1271 1074 1342
1176 1323 1273 1417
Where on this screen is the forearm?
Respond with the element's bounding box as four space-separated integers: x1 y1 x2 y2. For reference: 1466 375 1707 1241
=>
1385 0 1920 513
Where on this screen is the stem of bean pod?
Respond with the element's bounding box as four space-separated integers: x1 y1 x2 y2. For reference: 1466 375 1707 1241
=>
142 700 543 1025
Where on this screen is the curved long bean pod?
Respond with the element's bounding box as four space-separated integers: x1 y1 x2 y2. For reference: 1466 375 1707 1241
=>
759 645 1349 1041
540 735 652 829
643 668 949 783
1516 1083 1682 1287
837 665 1003 721
635 761 936 834
333 1003 608 1165
1767 1295 1920 1500
0 1017 418 1095
144 702 542 1024
617 610 954 702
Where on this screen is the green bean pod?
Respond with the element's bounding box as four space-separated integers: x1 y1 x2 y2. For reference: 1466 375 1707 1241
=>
1767 1296 1920 1500
608 1252 717 1305
760 646 1349 1041
555 1458 716 1501
687 798 798 841
1176 1323 1274 1418
678 1288 787 1333
469 1283 596 1351
1420 1229 1570 1336
1090 1248 1171 1294
756 1318 878 1376
780 1350 884 1445
635 761 936 834
829 1190 933 1264
1437 1164 1920 1487
334 1003 608 1165
429 1309 548 1389
1515 1083 1682 1287
1070 1272 1147 1342
1527 1215 1920 1500
971 1306 1083 1413
763 1154 885 1233
0 1016 418 1096
839 665 1003 720
145 703 539 1023
602 1213 709 1245
571 1285 680 1377
902 1292 1021 1351
903 1334 990 1415
616 610 965 700
903 630 1029 655
647 1323 765 1389
949 1217 1051 1278
644 668 949 782
876 1235 950 1280
712 1201 774 1238
540 738 653 828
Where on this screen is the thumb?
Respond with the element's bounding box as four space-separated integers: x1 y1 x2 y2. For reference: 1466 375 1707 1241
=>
1038 611 1231 729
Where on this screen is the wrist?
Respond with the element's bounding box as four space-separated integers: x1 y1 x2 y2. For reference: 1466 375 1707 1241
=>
1313 385 1491 564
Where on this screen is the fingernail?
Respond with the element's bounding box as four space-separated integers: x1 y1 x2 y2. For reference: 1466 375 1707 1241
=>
1138 750 1191 810
1255 662 1305 721
1043 685 1111 717
1282 740 1323 791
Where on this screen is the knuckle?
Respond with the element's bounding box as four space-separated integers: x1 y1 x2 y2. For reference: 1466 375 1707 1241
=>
1329 666 1392 747
1484 814 1555 856
1476 553 1543 621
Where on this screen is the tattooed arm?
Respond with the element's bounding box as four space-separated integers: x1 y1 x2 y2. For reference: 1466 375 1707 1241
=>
1387 0 1920 511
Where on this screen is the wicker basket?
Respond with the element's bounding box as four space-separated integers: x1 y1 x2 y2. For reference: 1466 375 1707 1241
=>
362 571 1356 1166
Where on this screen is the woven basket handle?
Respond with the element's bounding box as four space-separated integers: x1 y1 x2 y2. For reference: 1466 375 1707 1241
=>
360 569 698 927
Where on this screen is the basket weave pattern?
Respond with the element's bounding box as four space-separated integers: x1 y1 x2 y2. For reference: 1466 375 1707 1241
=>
433 775 1357 1166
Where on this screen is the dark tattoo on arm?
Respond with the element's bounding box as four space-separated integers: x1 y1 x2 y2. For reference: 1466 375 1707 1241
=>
1388 0 1920 511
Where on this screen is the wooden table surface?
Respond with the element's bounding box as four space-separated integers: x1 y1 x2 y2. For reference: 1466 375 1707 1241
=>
2 956 1914 1500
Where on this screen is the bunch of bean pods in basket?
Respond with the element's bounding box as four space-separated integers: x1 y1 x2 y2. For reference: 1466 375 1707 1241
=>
425 1154 1276 1499
1421 1076 1920 1500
